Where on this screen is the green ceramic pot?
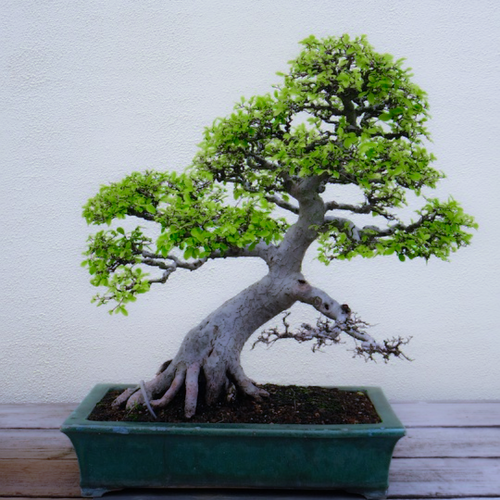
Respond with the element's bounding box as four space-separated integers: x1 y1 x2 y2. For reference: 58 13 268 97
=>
61 384 405 498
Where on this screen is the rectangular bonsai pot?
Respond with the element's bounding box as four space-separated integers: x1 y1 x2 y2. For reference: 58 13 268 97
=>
61 384 405 499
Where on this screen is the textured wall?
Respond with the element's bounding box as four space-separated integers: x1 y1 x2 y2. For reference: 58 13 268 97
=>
1 0 499 403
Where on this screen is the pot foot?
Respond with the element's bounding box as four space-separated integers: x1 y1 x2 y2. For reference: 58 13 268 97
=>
362 489 388 499
345 487 388 499
81 486 115 498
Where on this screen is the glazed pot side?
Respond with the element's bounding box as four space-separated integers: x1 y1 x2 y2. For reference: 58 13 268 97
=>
61 384 405 498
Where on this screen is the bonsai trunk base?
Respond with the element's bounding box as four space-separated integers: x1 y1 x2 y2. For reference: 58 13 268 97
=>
61 384 405 499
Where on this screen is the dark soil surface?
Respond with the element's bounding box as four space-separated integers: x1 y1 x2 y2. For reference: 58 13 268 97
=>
89 384 381 425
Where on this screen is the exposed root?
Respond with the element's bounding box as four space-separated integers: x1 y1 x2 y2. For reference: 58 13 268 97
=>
112 356 267 418
112 386 139 408
184 363 201 418
150 368 185 408
116 366 176 411
230 364 269 400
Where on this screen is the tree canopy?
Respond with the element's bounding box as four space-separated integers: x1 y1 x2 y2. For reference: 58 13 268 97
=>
83 34 476 315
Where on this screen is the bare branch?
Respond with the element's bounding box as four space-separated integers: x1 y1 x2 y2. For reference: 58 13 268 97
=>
325 201 374 214
352 336 413 363
294 283 381 344
147 268 176 285
324 200 397 221
141 242 276 270
252 312 342 351
253 312 412 362
141 251 206 271
265 194 299 214
321 212 435 243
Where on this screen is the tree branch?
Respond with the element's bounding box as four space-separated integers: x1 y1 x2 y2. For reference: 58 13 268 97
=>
356 103 385 119
322 216 365 242
301 103 345 117
292 282 381 345
352 336 412 362
127 208 156 221
252 312 342 351
321 212 435 243
324 201 374 214
304 134 336 153
247 152 281 171
253 308 411 362
265 194 299 214
294 283 352 324
254 279 412 361
141 251 206 271
141 241 276 270
324 199 397 221
341 95 357 127
209 242 276 263
358 212 438 239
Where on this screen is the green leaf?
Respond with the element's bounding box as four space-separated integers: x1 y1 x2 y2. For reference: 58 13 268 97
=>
343 134 357 148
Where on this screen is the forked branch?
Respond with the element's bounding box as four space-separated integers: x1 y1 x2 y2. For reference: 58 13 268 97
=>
352 336 412 362
253 311 411 362
252 312 343 352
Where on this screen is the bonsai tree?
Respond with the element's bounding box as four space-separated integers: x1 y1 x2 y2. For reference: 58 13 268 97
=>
83 35 476 417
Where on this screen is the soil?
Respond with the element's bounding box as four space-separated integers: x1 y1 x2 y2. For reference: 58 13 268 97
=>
89 384 381 425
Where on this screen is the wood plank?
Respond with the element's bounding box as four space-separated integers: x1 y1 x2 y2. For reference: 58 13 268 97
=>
0 459 81 497
0 496 500 500
0 429 76 460
74 493 500 500
1 455 499 498
392 401 500 427
394 427 500 458
0 404 76 429
389 458 500 497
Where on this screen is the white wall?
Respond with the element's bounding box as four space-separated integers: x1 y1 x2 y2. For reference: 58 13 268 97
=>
1 0 499 403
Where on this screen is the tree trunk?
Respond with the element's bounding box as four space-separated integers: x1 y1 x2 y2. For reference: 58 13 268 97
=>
115 268 305 416
113 179 352 417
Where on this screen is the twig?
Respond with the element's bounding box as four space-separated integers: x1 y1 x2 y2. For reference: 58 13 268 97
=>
253 311 411 362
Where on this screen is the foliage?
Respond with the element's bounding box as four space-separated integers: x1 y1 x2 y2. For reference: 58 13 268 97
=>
83 35 477 313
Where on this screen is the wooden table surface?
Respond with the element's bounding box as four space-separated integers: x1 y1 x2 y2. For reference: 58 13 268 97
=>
1 401 500 499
